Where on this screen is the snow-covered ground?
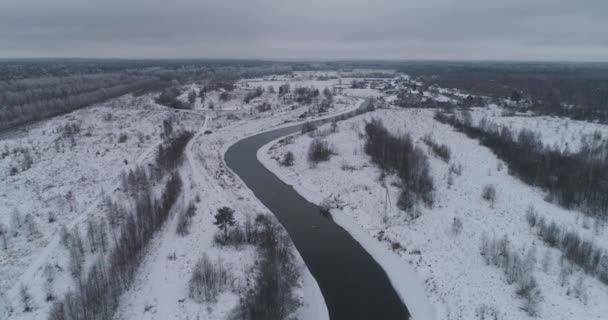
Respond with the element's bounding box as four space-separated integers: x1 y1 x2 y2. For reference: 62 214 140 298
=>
467 105 608 152
261 106 608 320
0 93 208 318
6 69 606 320
113 96 356 320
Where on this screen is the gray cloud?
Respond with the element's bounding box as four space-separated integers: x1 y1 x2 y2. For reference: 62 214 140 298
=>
0 0 607 60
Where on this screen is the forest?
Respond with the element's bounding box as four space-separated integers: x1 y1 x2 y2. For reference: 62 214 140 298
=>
399 62 608 122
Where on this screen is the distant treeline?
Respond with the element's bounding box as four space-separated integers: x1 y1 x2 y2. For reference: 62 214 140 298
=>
0 60 300 131
400 62 608 123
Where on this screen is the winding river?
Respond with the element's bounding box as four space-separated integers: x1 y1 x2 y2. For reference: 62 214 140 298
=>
225 101 410 320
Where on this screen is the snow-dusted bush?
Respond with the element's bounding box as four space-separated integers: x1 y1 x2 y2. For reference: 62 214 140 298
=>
476 304 501 320
534 218 607 283
307 138 333 165
281 151 294 166
449 162 463 176
188 254 229 303
479 233 542 316
19 284 33 312
231 215 300 320
422 134 451 162
525 205 538 227
117 132 128 143
176 202 197 236
482 184 497 205
451 217 463 235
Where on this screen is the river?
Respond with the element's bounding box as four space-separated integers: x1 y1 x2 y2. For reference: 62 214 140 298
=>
225 101 410 320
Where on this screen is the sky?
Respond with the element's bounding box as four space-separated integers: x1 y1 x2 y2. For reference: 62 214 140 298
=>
1 0 607 61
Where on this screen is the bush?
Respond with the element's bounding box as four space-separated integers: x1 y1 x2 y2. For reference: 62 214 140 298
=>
533 217 608 285
176 202 196 236
307 139 332 165
231 215 300 319
482 184 497 205
281 151 294 166
188 254 229 303
479 233 541 315
244 86 264 103
118 133 128 143
525 205 538 227
422 134 451 162
452 217 463 235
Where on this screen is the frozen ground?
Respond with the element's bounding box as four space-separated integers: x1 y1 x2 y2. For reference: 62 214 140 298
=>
6 70 605 320
467 105 608 152
0 92 208 319
261 106 608 320
0 93 205 296
113 93 359 320
1 75 365 319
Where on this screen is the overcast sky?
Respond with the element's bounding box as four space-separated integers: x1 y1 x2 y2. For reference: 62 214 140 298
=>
1 0 607 61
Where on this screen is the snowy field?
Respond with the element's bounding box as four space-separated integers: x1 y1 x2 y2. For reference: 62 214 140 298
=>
262 105 608 319
467 105 608 152
0 93 208 319
4 69 606 320
0 93 204 295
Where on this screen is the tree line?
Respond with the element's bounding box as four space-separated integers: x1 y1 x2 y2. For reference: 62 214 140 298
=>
435 111 608 218
46 131 192 319
363 118 434 215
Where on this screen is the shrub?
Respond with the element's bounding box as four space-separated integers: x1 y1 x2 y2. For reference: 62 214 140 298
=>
307 139 333 165
281 151 294 166
525 205 538 227
452 217 463 235
188 254 229 303
449 163 463 176
422 134 451 162
102 113 112 122
480 233 541 315
482 184 497 205
176 203 196 236
118 133 128 143
244 86 264 103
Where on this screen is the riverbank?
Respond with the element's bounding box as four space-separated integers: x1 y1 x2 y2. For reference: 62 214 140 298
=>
258 128 436 320
259 107 608 320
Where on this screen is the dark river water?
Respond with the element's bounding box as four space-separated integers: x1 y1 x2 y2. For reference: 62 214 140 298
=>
225 102 410 320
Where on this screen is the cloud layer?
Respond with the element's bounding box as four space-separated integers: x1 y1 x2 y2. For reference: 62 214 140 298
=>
1 0 607 60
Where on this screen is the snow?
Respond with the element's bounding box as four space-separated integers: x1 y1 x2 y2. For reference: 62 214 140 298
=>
260 106 608 320
0 93 206 315
467 106 608 152
113 82 364 320
5 70 606 320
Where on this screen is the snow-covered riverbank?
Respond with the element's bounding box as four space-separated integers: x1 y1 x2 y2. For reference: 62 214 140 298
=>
259 107 608 320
